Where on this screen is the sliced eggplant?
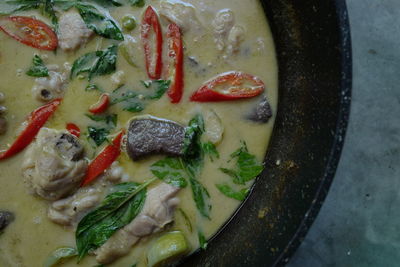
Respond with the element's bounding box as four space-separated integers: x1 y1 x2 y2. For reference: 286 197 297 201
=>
246 97 273 123
127 116 185 161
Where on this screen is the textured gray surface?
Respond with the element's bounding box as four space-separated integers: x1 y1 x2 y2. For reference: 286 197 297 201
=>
288 0 400 266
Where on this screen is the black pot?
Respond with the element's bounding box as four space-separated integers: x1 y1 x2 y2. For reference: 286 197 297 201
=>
182 0 352 266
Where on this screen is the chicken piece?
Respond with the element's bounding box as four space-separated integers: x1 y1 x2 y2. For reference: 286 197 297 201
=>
226 25 245 55
111 70 126 87
126 116 186 161
48 161 130 226
159 0 203 33
58 10 94 52
32 65 68 102
22 128 88 201
204 110 224 145
212 9 235 51
95 183 180 264
212 9 245 55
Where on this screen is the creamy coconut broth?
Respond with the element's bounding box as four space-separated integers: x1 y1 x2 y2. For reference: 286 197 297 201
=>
0 0 278 266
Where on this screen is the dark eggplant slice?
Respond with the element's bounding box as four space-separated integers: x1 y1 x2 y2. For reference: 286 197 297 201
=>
0 211 14 232
246 97 273 123
127 117 185 161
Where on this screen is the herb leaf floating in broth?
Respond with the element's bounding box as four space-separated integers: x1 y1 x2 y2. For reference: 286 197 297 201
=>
129 0 145 7
150 157 188 188
216 184 249 201
202 142 220 162
146 80 171 100
220 141 263 185
76 179 155 260
86 113 118 127
198 231 208 250
90 0 123 7
87 126 109 146
74 2 124 40
26 55 49 77
71 45 118 80
44 247 78 267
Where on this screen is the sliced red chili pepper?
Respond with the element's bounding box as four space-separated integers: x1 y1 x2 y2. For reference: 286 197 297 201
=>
66 123 81 138
190 71 265 102
0 16 58 51
166 23 184 103
0 99 62 160
89 93 110 114
141 6 163 80
81 131 124 187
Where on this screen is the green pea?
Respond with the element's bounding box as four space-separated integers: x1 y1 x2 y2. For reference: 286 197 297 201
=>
122 15 137 31
147 231 190 267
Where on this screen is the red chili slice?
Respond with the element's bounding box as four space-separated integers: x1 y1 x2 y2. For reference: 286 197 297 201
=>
66 123 81 138
89 93 110 114
190 71 265 102
0 99 62 160
81 131 124 187
0 16 58 51
166 23 184 103
141 6 163 80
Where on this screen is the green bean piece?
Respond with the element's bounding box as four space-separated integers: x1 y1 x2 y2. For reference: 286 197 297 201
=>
122 15 137 31
147 231 190 267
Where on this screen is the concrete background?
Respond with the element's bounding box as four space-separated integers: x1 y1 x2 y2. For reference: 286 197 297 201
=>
288 0 400 266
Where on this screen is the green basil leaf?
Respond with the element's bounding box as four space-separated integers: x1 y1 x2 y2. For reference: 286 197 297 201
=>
216 184 249 201
87 126 109 146
71 45 118 80
26 55 49 77
76 179 156 260
202 142 219 162
198 231 208 250
189 178 211 219
146 80 171 100
43 247 78 267
150 157 188 188
86 113 117 127
0 1 39 15
76 3 124 41
129 0 145 7
90 0 122 7
220 142 263 185
123 101 145 113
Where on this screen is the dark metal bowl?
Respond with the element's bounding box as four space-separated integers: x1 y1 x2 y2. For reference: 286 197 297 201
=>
183 0 352 266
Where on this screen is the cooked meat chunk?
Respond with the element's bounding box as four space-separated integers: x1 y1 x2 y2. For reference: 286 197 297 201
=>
95 182 180 264
159 0 203 33
0 211 14 232
48 187 101 226
246 97 273 123
0 117 7 135
127 116 185 161
22 128 87 201
212 9 235 51
204 110 224 145
48 161 129 226
32 66 68 102
212 9 245 55
58 10 94 52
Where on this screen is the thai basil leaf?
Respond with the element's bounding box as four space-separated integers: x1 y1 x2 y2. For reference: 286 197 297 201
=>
76 180 155 260
178 208 192 232
0 1 40 15
87 126 109 146
150 157 188 188
86 113 117 127
220 142 263 185
198 231 208 250
123 101 145 113
146 80 171 100
216 184 249 201
26 55 49 77
71 45 118 80
189 178 211 219
90 0 122 7
75 3 124 41
43 247 77 267
202 142 219 162
129 0 145 7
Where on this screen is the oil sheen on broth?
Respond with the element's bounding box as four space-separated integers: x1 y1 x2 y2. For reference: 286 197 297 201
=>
0 0 278 266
